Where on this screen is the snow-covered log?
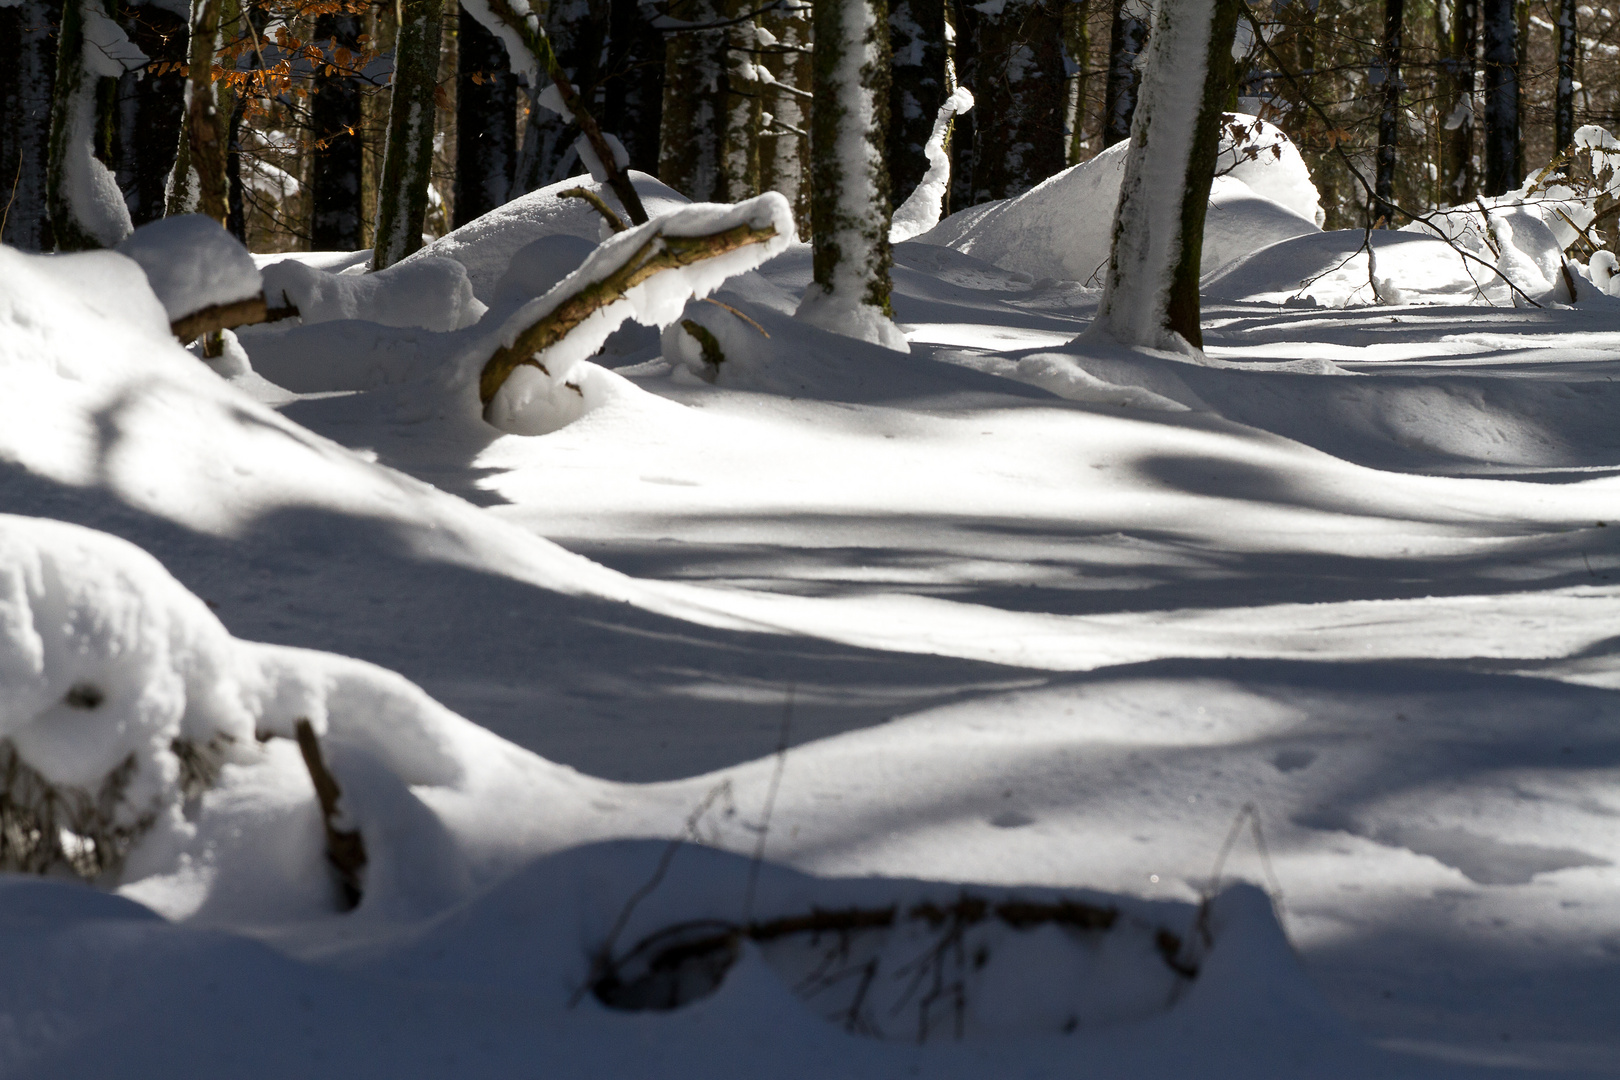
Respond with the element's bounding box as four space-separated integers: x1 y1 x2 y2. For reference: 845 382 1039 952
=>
476 194 793 428
1088 0 1243 352
797 0 908 352
889 86 974 243
371 0 445 270
46 0 145 249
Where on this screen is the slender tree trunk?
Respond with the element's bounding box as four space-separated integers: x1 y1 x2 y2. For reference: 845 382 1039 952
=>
455 7 516 226
1102 0 1148 147
1482 0 1517 195
49 0 138 248
889 0 949 202
1092 0 1241 351
1063 0 1090 165
168 0 232 223
1514 0 1526 182
514 0 608 193
371 0 443 269
659 0 727 200
225 0 265 242
1438 0 1476 204
1374 0 1402 223
947 0 977 210
759 0 811 230
603 0 665 173
310 8 365 249
720 0 763 201
1555 0 1577 154
798 0 905 350
969 0 1066 201
0 0 62 250
114 3 187 227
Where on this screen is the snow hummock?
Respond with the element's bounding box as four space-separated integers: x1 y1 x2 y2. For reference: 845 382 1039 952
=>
260 255 486 331
919 114 1321 286
116 214 264 322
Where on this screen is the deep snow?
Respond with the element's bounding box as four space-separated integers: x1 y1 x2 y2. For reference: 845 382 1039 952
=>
3 165 1620 1077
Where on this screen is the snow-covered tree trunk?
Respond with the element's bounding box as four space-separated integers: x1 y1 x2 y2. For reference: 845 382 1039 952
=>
455 7 517 227
310 7 364 249
1555 0 1577 154
513 0 608 193
114 3 187 227
659 0 727 200
371 0 444 270
48 0 143 248
1103 0 1149 148
166 0 232 224
1481 0 1517 195
1090 0 1241 351
1374 0 1402 223
1064 0 1091 165
0 0 61 250
1437 0 1476 204
759 0 811 229
720 0 763 201
969 0 1066 201
603 0 665 172
888 0 948 204
797 0 906 350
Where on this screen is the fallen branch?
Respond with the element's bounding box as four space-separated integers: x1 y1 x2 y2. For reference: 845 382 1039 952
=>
294 718 367 911
479 220 779 406
170 296 299 343
559 187 627 233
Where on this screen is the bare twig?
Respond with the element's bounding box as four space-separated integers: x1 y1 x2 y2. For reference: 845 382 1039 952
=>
558 186 627 233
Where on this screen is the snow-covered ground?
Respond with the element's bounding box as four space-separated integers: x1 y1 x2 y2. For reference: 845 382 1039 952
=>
3 172 1620 1077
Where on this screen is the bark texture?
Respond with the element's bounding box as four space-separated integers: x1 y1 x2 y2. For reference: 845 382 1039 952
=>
0 0 62 250
371 0 444 270
1103 0 1149 147
49 0 135 248
167 0 233 224
1438 0 1476 203
311 8 365 249
1064 0 1090 164
969 0 1066 201
1555 0 1577 154
759 0 811 230
455 8 516 227
1482 0 1518 195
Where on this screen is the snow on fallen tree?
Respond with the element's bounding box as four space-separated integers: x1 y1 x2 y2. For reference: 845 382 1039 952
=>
888 87 975 244
114 215 284 342
471 193 794 434
261 256 486 332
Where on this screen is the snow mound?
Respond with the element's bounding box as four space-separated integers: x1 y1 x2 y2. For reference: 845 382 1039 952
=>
404 171 692 302
260 255 486 331
115 214 264 323
918 114 1322 284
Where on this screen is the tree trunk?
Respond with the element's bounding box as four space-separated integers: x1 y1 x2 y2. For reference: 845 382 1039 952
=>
603 0 664 173
49 0 138 248
659 0 727 200
114 3 187 227
1092 0 1241 351
1438 0 1476 204
759 0 811 231
1555 0 1576 154
797 0 905 350
225 0 265 242
947 0 977 210
514 0 608 194
1481 0 1517 195
167 0 233 224
1063 0 1090 165
889 0 949 203
969 0 1066 201
310 8 365 249
1102 0 1148 148
0 0 62 250
720 0 763 201
371 0 444 269
455 7 517 227
1374 0 1402 223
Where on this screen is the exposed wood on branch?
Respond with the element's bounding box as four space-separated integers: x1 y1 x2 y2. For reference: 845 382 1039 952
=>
169 296 298 343
559 187 628 232
294 718 367 911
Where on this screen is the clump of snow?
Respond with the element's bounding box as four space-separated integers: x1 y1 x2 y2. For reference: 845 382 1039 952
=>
116 214 264 322
261 255 486 331
477 193 796 433
56 0 145 248
574 132 630 184
889 86 975 243
405 172 692 302
918 114 1320 285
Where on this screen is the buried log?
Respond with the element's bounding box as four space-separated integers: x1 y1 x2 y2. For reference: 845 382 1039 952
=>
294 719 367 911
592 892 1190 1033
477 220 780 407
170 296 300 345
